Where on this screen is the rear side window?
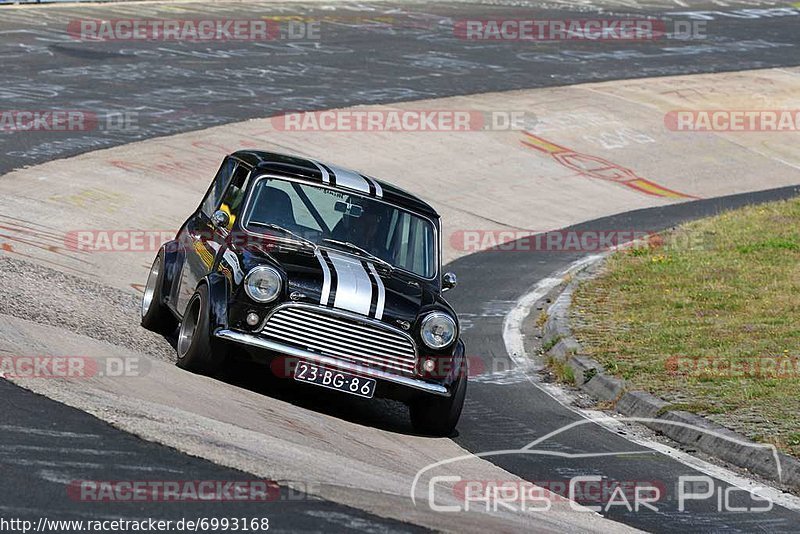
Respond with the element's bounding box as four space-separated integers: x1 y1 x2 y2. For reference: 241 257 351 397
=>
201 158 237 216
220 165 252 219
217 164 252 231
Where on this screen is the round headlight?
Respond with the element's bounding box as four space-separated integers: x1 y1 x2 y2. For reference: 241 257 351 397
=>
420 313 457 350
244 266 282 303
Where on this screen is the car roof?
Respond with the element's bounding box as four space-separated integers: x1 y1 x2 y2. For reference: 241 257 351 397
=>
230 150 439 218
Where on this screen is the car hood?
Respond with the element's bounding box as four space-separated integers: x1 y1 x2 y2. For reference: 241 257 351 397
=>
240 243 440 326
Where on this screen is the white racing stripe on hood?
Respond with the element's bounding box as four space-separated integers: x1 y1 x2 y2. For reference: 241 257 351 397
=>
328 251 373 316
367 262 385 320
315 249 332 306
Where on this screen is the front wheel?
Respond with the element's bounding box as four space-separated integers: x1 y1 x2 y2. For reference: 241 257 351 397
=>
141 252 177 335
176 284 226 375
409 364 467 437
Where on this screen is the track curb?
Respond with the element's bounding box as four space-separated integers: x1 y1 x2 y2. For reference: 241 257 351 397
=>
539 256 800 492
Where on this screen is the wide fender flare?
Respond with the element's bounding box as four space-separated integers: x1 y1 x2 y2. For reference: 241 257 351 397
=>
200 272 230 333
160 241 181 304
446 338 468 387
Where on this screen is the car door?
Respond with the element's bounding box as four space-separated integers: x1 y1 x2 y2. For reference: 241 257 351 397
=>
175 157 237 316
207 162 253 284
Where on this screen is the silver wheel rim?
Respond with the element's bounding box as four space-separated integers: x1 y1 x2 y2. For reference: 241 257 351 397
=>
141 259 160 318
177 295 201 359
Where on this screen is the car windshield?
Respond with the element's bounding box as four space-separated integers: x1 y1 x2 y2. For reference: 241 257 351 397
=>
243 177 437 278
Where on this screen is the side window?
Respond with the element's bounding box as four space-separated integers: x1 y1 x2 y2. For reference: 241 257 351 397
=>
219 164 252 229
386 212 434 277
201 158 237 216
410 221 433 277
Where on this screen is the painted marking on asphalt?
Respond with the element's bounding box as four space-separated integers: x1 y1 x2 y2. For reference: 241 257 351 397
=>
521 131 698 199
37 470 76 485
0 424 100 439
3 445 135 456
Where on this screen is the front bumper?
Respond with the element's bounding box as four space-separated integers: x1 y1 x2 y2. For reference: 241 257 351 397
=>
214 329 450 397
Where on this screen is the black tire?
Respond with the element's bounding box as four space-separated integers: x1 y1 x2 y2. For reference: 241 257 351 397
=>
176 284 226 375
409 363 468 437
141 252 177 335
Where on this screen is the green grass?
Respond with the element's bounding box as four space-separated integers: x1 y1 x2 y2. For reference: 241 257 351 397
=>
571 198 800 456
541 335 562 353
548 356 576 386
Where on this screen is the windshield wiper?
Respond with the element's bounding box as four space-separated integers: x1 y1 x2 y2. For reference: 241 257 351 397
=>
250 222 317 251
322 239 394 273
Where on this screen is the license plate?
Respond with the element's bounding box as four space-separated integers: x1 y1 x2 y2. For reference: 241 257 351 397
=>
293 362 376 399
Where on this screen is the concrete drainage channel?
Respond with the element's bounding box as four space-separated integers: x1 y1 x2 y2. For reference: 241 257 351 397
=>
537 248 800 492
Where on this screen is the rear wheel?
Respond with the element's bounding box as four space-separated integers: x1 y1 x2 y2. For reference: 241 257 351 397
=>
176 284 226 375
141 252 177 335
409 363 467 437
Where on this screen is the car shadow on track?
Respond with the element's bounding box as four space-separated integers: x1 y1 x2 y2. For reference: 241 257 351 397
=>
163 330 451 437
226 359 457 438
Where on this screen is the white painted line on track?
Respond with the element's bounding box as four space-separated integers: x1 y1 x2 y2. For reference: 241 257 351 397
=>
0 424 100 439
503 253 604 368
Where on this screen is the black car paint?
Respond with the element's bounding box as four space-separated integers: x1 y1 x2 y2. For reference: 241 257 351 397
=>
157 152 465 399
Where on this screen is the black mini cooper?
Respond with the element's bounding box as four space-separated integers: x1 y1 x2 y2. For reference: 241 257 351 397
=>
141 151 466 435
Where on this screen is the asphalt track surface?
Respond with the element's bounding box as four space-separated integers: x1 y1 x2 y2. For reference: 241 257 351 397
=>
2 0 800 173
448 184 800 531
0 379 427 533
2 0 800 532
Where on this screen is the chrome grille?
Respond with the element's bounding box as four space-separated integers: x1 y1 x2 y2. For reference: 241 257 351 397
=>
261 305 417 375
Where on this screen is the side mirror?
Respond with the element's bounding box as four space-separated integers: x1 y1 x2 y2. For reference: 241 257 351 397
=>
211 209 230 229
442 272 457 292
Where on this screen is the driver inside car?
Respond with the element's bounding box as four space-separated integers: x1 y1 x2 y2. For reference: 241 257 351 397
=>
331 202 388 259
